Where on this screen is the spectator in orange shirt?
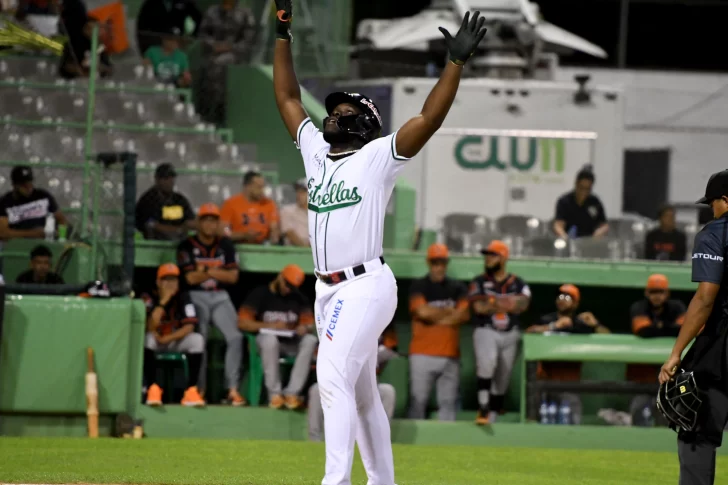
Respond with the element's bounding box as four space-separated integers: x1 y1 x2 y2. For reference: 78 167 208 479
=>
407 244 469 421
220 171 280 245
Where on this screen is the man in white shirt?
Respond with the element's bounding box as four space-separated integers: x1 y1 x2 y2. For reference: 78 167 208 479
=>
280 178 310 247
273 2 487 484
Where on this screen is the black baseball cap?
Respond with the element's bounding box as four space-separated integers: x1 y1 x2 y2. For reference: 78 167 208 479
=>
11 165 33 185
696 169 728 205
155 163 177 179
324 92 383 131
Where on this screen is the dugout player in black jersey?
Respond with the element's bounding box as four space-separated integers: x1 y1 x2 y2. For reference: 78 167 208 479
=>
469 240 531 425
142 263 205 407
659 169 728 485
177 202 244 405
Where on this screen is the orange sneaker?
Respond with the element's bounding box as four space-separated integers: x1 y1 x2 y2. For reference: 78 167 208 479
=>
181 386 206 407
285 395 304 410
228 389 247 407
146 384 163 406
475 411 490 426
269 394 285 409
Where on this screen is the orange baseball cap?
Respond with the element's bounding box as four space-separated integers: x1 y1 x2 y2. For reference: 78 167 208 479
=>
426 243 449 260
481 240 510 260
559 284 580 302
157 263 180 279
198 202 220 218
281 264 305 287
647 274 669 290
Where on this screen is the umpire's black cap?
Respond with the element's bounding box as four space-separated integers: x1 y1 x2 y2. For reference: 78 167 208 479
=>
325 92 383 131
155 163 177 179
696 169 728 205
11 165 33 185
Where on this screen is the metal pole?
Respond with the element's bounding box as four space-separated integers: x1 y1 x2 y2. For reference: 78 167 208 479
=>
80 24 99 241
90 162 102 281
617 0 629 68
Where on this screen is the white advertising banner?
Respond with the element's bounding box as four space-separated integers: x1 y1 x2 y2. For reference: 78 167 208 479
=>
416 128 597 229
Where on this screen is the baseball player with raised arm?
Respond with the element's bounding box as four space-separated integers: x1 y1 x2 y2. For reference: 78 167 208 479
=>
273 2 487 484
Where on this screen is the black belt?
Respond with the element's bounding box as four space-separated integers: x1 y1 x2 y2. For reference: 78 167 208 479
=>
316 257 385 285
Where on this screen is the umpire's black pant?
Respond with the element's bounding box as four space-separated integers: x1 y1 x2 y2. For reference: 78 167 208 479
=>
678 386 728 484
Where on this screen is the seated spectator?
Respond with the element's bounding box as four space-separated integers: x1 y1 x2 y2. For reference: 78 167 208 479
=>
15 245 65 284
407 244 468 422
308 324 398 441
142 263 205 407
197 0 256 123
136 0 201 59
136 163 196 240
526 284 609 425
59 17 112 80
220 171 280 245
177 203 244 405
553 168 608 239
0 165 67 241
238 264 316 410
280 178 309 247
143 28 192 87
644 205 687 261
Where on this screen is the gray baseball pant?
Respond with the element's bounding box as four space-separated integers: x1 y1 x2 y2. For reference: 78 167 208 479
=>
473 326 521 412
189 290 243 392
308 382 396 442
407 354 460 421
257 332 318 397
145 332 205 353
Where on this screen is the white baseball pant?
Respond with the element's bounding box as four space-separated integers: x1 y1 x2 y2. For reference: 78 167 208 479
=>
314 262 398 485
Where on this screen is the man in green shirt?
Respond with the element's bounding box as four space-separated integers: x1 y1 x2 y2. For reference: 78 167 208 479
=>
143 30 192 87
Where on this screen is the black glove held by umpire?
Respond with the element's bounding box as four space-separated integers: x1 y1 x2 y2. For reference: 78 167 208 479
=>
439 11 487 66
275 0 293 41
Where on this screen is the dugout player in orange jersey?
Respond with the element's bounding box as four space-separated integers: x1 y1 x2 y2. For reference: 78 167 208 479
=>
142 263 205 407
407 243 469 421
469 240 531 425
220 171 280 245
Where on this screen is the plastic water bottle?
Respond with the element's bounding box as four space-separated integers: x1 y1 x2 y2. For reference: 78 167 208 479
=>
567 225 578 239
558 400 572 425
642 405 655 427
44 214 55 241
539 400 549 424
548 401 558 424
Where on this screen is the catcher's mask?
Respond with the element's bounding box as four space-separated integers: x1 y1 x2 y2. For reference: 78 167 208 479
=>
323 92 382 144
656 370 703 432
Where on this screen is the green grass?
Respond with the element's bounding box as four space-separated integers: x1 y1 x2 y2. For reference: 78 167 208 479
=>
0 437 726 485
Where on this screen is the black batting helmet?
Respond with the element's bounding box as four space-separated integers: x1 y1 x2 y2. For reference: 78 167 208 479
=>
656 370 703 432
324 92 383 143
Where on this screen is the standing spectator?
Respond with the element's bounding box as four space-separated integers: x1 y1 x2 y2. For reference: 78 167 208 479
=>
136 163 196 240
143 29 192 87
553 168 608 239
0 165 67 241
644 205 687 261
627 274 686 426
220 171 280 245
58 17 113 80
136 0 201 59
407 244 468 422
470 240 530 425
308 324 398 441
197 0 256 123
238 264 316 410
142 263 205 407
280 178 309 247
177 203 244 405
526 284 608 425
15 245 65 284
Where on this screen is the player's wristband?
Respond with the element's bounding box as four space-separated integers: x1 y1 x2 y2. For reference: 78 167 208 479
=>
275 10 292 41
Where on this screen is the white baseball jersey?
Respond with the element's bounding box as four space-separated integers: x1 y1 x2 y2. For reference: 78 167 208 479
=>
296 117 410 273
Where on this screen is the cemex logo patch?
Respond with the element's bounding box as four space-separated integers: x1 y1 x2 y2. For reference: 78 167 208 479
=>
326 299 344 341
693 253 724 261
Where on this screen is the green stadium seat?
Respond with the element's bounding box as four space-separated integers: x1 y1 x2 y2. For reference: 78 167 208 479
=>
156 352 188 403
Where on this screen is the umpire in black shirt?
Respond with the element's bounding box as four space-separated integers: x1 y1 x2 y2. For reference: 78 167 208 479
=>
659 169 728 485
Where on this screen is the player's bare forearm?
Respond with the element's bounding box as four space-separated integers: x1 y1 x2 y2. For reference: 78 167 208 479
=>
147 307 166 332
670 284 716 358
395 63 462 159
593 223 609 238
273 39 307 140
166 324 194 342
413 305 449 323
185 271 211 286
208 267 239 284
440 306 470 326
509 296 530 315
553 220 568 238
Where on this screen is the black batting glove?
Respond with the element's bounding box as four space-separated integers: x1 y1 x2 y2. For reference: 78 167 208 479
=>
439 10 487 66
275 0 292 41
